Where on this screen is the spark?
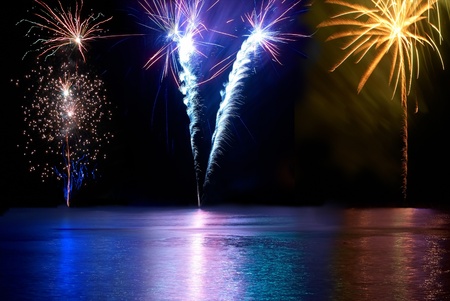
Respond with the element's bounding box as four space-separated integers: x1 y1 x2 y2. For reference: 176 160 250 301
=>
317 0 444 201
19 0 113 62
139 0 209 81
203 0 306 201
20 61 113 206
245 0 305 64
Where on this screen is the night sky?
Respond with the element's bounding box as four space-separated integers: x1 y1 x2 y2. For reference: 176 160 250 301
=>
2 0 450 208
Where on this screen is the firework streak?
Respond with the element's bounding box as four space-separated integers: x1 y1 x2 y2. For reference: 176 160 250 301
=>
203 0 305 204
140 0 216 206
140 0 305 205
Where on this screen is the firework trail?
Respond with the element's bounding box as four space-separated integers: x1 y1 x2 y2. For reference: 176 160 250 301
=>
203 0 305 202
140 0 219 206
318 0 444 201
55 150 90 205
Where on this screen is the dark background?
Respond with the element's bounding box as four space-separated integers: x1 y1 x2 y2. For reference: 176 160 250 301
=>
2 0 449 208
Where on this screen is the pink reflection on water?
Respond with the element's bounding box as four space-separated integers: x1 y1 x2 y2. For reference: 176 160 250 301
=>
187 209 206 300
142 209 246 300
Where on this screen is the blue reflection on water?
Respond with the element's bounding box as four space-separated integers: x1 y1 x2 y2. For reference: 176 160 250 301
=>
57 224 77 299
1 206 449 300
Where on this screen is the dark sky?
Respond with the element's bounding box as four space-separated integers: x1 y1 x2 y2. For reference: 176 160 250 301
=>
2 0 450 208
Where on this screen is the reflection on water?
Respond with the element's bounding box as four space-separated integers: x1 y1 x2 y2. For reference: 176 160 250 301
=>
1 206 449 300
333 208 450 301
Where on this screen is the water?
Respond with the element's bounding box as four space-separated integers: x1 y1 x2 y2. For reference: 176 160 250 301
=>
1 206 450 300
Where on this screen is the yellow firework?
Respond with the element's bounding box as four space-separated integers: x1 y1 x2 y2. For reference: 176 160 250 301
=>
318 0 444 201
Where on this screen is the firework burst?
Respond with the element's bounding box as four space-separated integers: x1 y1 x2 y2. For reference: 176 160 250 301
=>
318 0 444 201
19 0 113 62
19 60 113 206
245 0 304 64
139 0 212 81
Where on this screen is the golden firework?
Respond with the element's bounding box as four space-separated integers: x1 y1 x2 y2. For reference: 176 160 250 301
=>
318 0 444 201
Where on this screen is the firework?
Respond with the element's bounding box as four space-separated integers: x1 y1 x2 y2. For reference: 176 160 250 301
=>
19 0 113 62
317 0 444 201
141 0 219 206
203 0 305 200
17 0 117 206
20 60 113 206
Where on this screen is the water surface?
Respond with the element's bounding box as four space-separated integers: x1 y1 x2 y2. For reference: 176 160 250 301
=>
1 206 450 300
